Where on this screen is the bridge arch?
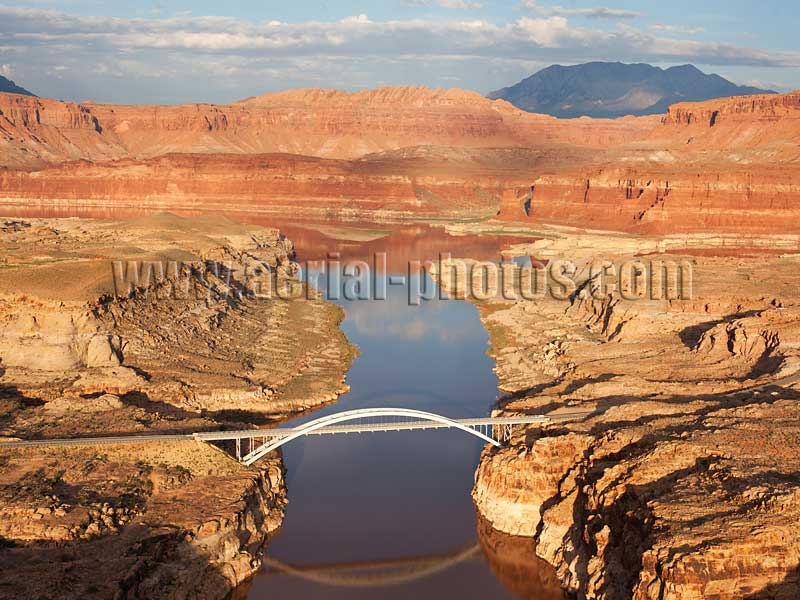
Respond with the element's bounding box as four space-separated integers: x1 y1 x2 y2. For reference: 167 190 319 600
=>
241 408 502 465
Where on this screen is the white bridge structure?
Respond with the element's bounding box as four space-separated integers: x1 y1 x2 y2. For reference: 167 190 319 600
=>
0 408 591 466
193 408 588 466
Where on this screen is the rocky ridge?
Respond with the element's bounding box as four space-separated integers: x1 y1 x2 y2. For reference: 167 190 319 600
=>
0 214 354 435
0 87 649 169
3 87 800 235
499 92 800 235
0 441 287 599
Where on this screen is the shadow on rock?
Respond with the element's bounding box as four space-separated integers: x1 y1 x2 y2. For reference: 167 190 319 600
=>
746 565 800 599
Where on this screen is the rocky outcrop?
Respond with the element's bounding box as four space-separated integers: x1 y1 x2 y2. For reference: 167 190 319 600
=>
495 91 800 235
439 249 800 599
506 167 800 235
0 441 288 599
655 92 800 155
476 400 800 600
0 215 354 439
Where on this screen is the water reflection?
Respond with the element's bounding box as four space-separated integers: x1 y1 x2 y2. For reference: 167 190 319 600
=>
245 226 533 597
477 516 566 600
261 543 482 588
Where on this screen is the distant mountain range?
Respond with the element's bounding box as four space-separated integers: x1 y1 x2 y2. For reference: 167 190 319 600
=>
488 62 774 119
0 75 35 96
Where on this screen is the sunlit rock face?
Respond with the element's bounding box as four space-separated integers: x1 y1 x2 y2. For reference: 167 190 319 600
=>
0 442 288 599
462 250 800 599
0 87 647 168
497 92 800 236
4 87 800 234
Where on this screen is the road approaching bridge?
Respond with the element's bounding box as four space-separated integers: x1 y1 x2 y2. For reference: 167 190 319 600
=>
0 408 592 466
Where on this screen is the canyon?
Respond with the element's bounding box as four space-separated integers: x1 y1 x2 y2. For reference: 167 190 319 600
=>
1 82 800 599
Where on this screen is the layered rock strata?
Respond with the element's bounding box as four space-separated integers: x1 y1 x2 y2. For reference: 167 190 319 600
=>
499 92 800 235
0 214 354 439
0 87 650 169
0 146 590 221
433 249 800 598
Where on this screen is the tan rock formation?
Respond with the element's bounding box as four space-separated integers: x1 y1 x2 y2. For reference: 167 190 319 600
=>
0 214 355 439
433 248 800 599
0 441 287 599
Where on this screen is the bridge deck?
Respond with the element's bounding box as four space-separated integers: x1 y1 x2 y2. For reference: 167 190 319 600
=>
0 411 591 450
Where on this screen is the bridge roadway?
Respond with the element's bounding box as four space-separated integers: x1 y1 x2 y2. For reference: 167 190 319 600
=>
0 410 592 455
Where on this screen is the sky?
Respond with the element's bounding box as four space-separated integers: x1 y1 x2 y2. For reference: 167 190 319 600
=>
0 0 798 104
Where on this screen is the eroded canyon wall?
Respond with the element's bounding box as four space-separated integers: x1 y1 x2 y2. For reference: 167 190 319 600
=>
499 92 800 234
3 86 800 233
0 87 651 169
0 147 594 220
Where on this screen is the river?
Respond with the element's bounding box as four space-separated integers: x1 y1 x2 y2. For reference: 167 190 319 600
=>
243 220 558 599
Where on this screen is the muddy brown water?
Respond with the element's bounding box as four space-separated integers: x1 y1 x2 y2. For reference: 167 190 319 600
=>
0 206 563 599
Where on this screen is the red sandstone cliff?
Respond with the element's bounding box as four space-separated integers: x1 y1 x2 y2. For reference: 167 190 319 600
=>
0 146 594 220
3 86 800 234
654 91 800 157
497 92 800 234
0 86 651 169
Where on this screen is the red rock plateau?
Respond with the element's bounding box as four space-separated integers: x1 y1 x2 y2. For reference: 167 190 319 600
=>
0 87 646 167
3 86 799 234
0 86 649 221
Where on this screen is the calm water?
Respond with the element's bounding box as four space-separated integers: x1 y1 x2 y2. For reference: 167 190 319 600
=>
0 205 560 599
242 222 553 599
246 269 508 598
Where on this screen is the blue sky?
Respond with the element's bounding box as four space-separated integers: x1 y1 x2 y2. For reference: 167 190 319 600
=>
0 0 798 104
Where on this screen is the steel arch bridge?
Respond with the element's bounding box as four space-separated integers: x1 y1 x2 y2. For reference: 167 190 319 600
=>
192 407 588 466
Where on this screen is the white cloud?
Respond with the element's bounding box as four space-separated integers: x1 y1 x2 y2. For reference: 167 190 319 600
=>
0 5 797 104
651 24 706 35
522 1 643 19
404 0 484 9
740 79 792 92
0 63 12 77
